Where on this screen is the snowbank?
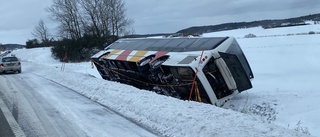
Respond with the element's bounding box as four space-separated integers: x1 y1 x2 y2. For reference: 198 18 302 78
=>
19 60 307 137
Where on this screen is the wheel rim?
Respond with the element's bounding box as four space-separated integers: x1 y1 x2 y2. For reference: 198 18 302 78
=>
140 58 151 66
152 60 163 68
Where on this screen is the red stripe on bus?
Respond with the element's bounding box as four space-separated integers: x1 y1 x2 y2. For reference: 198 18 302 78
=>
116 50 132 61
150 51 168 63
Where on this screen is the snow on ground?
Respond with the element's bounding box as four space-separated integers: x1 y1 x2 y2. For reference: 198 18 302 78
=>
202 21 320 38
10 24 320 137
225 35 320 135
204 25 320 136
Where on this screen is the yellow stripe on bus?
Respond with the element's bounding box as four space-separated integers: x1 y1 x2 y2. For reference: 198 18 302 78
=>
129 50 148 62
104 49 122 59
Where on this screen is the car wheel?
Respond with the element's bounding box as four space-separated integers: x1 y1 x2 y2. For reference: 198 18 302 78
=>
18 70 21 73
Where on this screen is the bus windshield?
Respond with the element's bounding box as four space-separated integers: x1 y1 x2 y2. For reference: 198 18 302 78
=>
226 41 254 79
219 52 252 92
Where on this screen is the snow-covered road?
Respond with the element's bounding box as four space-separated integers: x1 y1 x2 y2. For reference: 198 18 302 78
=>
0 65 158 137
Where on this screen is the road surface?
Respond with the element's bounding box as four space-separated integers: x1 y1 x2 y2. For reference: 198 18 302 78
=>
0 71 158 137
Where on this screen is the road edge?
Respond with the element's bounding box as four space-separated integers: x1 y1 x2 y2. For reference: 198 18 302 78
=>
0 96 26 137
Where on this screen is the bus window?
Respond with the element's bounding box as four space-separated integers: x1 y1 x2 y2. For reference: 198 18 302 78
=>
177 67 194 81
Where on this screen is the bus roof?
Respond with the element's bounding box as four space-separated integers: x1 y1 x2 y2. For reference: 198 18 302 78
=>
106 37 229 52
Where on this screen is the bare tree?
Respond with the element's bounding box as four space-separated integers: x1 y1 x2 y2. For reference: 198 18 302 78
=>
80 0 104 37
47 0 134 40
100 0 112 36
123 27 135 36
80 0 133 37
32 19 50 44
109 0 133 36
47 0 83 40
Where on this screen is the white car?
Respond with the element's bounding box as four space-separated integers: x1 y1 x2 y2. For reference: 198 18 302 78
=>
0 56 21 74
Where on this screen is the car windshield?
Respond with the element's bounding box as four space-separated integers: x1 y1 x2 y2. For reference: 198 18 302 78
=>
2 57 18 62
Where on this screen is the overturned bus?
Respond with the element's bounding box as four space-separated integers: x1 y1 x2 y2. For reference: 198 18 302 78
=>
91 37 254 106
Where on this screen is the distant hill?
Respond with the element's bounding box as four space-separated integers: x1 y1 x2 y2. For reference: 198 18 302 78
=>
0 44 25 51
177 13 320 35
123 13 320 38
122 33 173 39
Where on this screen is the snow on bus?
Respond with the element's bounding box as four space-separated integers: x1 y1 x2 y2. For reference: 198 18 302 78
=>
91 37 254 106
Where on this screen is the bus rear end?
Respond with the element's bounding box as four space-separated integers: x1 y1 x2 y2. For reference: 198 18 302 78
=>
197 37 253 106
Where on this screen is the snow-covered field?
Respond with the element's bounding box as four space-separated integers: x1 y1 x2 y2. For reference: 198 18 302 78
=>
204 23 320 135
10 23 320 136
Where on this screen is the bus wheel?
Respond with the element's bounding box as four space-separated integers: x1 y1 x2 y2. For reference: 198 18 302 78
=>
137 55 154 72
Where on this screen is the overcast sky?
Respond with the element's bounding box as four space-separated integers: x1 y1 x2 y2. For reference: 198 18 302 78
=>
1 0 320 45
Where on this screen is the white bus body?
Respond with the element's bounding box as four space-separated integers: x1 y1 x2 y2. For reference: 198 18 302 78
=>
92 37 253 106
